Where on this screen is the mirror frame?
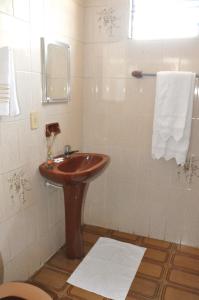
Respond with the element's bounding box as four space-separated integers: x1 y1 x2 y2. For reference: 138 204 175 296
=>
40 37 71 104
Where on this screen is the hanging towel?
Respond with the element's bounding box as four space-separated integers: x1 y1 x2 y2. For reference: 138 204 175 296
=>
152 71 195 165
0 47 20 116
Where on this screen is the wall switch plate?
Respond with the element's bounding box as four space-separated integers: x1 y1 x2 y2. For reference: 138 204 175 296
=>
30 112 39 129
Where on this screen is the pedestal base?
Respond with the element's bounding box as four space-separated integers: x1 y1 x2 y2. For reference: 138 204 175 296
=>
63 182 89 259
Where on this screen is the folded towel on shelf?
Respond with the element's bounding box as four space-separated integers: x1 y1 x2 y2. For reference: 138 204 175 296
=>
152 71 196 165
0 47 20 116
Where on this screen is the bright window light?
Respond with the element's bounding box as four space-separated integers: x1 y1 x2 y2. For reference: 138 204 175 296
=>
129 0 199 40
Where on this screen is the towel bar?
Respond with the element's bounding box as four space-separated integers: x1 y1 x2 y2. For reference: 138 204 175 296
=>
132 70 199 79
45 180 63 189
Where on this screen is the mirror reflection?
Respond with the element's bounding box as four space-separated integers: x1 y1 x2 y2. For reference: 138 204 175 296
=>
41 38 71 103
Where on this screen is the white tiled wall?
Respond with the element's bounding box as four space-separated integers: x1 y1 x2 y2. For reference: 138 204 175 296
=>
82 0 199 247
1 0 199 284
0 0 84 282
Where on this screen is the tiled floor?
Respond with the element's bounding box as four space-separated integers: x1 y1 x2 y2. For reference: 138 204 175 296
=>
28 225 199 299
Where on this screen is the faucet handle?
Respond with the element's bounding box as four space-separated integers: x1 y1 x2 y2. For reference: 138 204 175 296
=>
69 150 79 155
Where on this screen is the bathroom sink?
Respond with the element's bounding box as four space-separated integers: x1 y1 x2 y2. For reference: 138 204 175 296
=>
39 153 109 184
39 152 110 259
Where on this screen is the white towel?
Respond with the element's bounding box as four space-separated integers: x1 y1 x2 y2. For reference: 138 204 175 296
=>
0 47 20 116
0 84 10 103
152 71 196 165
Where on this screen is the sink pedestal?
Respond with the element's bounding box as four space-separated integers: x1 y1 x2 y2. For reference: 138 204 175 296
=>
63 182 89 259
39 153 110 259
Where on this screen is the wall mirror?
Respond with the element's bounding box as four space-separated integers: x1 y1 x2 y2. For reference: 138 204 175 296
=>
41 37 71 103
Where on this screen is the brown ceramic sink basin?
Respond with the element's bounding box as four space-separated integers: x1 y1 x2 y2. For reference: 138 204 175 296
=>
39 153 109 184
39 152 110 259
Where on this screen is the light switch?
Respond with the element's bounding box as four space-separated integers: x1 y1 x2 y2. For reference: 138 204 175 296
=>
30 112 39 129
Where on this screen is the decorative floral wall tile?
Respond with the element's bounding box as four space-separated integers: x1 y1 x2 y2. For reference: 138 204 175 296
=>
8 168 31 205
97 7 119 37
177 156 199 188
2 167 32 220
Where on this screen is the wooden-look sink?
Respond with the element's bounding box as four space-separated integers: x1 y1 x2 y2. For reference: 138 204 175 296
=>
39 153 110 259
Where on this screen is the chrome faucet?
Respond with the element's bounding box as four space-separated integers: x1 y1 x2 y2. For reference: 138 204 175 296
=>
64 145 79 157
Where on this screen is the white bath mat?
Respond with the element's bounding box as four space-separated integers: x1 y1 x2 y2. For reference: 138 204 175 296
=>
67 237 146 300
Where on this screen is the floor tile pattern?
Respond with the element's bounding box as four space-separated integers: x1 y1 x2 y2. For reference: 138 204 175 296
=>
28 225 199 299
